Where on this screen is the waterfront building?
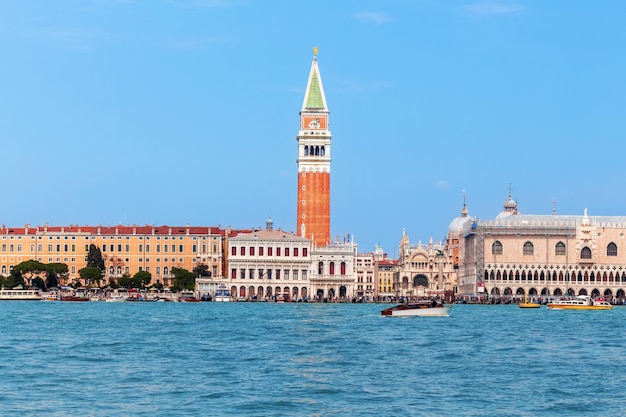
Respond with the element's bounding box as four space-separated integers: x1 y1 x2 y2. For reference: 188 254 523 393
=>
297 47 331 247
309 240 357 301
458 193 626 301
226 217 313 301
377 258 398 300
354 250 376 301
0 224 226 286
394 230 457 299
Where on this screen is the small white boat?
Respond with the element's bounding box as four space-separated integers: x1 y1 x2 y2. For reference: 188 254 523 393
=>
106 291 129 302
214 284 231 302
381 301 451 317
547 295 612 310
42 289 60 301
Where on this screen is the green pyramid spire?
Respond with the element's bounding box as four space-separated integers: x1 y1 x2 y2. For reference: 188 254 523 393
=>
305 68 325 110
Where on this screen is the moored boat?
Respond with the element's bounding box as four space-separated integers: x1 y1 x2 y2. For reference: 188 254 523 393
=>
519 292 541 309
381 300 451 317
214 284 232 302
547 295 612 310
42 289 60 301
0 287 43 301
61 295 90 302
179 290 200 302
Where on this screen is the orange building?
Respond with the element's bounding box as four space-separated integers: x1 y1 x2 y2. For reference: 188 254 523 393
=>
297 47 331 247
0 224 228 287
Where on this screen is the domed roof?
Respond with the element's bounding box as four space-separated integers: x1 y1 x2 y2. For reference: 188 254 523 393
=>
497 192 518 219
448 204 470 235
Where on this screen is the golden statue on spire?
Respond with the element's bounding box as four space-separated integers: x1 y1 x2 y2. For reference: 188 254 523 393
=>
313 46 318 56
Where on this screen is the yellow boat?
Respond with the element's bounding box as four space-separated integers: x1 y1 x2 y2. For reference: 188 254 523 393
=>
519 292 541 309
547 295 612 310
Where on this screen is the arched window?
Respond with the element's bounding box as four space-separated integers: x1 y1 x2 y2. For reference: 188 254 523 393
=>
555 241 566 256
320 146 325 156
329 262 335 275
581 247 592 259
340 262 346 275
117 266 122 275
109 266 114 275
492 241 503 255
523 241 534 255
304 146 309 156
1 265 5 275
164 266 169 276
315 146 320 156
318 261 324 275
607 242 618 256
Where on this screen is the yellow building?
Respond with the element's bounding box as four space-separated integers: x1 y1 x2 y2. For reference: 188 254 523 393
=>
0 224 226 286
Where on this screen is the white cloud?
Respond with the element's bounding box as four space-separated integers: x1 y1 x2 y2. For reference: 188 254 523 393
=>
353 11 394 25
464 1 525 16
434 180 449 190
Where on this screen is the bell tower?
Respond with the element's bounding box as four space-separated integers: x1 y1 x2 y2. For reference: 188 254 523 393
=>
297 47 331 246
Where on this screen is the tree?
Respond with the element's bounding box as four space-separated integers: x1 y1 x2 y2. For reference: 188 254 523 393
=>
13 260 47 287
193 264 211 277
118 274 132 289
46 263 68 288
31 277 46 290
171 267 196 292
86 244 105 271
79 267 103 288
131 271 152 289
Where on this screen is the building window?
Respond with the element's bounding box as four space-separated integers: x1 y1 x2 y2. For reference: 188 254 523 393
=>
607 242 618 256
294 248 299 257
240 269 245 279
329 262 335 275
581 247 592 259
523 241 534 256
231 268 236 279
303 248 308 257
276 247 281 256
259 247 264 256
249 269 255 279
285 247 290 256
284 270 289 280
179 245 183 253
268 247 273 256
555 242 566 256
276 270 281 280
492 241 503 255
293 270 298 280
341 262 346 275
318 261 324 275
231 246 236 256
240 246 245 256
250 247 255 256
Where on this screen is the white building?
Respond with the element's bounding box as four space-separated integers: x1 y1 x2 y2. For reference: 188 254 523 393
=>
226 218 313 301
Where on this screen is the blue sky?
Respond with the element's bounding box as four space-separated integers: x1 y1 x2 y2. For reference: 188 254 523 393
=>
1 1 625 257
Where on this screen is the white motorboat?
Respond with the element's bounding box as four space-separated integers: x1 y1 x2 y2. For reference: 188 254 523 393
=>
547 295 612 310
381 301 451 317
214 284 231 302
